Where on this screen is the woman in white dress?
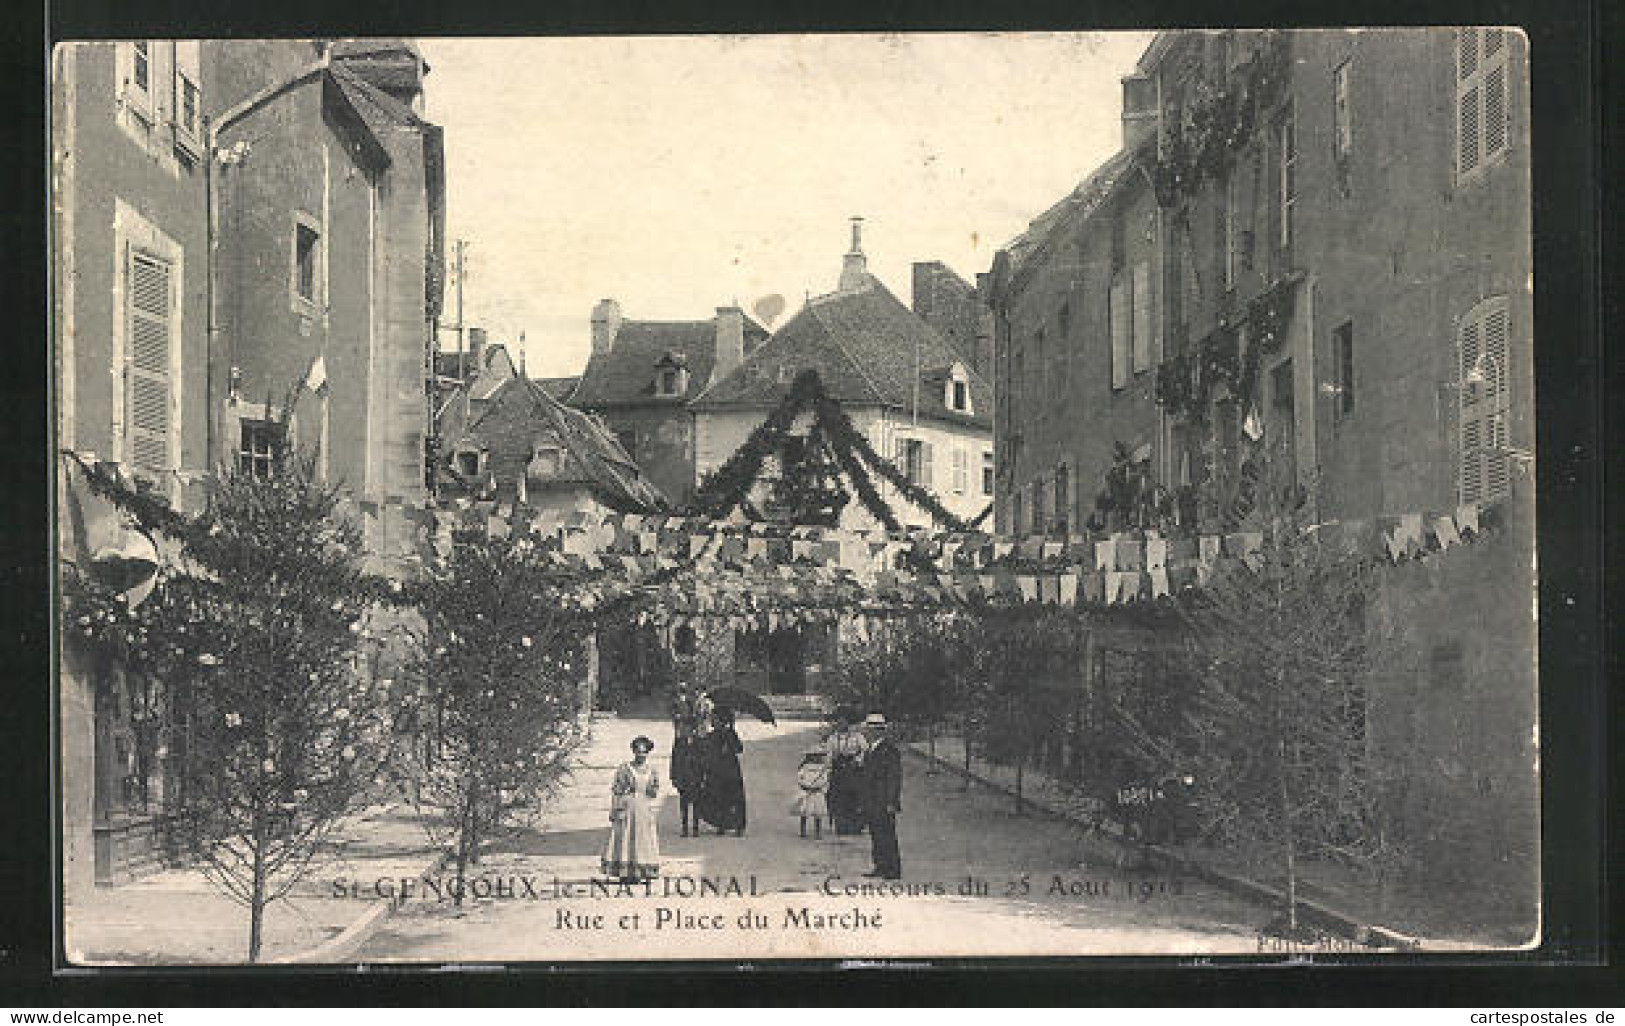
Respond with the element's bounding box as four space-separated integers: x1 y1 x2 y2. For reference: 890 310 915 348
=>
602 735 661 883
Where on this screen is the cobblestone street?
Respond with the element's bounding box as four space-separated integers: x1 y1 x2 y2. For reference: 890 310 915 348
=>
356 716 1272 960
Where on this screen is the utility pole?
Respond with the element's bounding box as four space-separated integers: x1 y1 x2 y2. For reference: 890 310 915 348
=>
452 239 467 383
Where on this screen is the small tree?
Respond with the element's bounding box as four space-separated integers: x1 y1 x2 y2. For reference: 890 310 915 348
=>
406 535 588 904
1121 447 1396 937
168 455 386 962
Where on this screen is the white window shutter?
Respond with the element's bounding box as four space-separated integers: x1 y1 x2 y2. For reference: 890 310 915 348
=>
1483 32 1509 160
1132 261 1153 371
126 249 173 479
1110 277 1131 389
1459 297 1513 505
921 441 934 489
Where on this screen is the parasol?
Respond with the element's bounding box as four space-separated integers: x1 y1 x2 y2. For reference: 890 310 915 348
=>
706 686 777 726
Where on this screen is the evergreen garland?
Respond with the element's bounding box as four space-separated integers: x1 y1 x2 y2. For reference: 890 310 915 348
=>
688 369 970 532
1149 30 1291 211
1153 278 1298 422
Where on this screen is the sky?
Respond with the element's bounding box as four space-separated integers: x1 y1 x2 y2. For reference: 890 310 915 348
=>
418 33 1153 379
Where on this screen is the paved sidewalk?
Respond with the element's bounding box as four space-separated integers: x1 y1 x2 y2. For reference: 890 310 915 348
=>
911 734 1524 948
64 803 446 965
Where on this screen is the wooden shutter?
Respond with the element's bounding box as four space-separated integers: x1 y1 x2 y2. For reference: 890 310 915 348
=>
1458 29 1510 180
920 441 934 489
1110 276 1131 389
1132 261 1153 371
1459 297 1512 504
126 248 172 478
1482 31 1510 161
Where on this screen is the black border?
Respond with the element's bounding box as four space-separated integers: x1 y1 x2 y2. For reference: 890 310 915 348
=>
9 0 1613 1005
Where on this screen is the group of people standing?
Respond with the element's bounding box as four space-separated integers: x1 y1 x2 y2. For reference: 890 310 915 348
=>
801 709 902 880
599 690 903 884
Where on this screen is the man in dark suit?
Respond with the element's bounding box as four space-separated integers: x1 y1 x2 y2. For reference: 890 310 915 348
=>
860 713 902 880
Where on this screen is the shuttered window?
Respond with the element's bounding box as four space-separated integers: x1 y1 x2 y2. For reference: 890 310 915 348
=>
1110 276 1131 389
1131 261 1153 372
1458 296 1512 505
126 248 173 479
1456 29 1511 183
1278 105 1297 250
172 40 203 153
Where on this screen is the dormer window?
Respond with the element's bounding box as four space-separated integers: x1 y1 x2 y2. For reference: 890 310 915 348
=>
528 444 562 479
654 351 689 397
943 362 974 414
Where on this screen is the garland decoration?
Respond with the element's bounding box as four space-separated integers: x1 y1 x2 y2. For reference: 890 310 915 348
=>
1148 30 1290 211
688 369 969 532
1154 277 1299 422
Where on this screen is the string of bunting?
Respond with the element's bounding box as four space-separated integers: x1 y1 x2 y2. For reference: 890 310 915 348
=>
413 490 1504 620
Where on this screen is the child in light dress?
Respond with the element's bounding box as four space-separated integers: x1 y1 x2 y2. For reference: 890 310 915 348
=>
793 749 830 839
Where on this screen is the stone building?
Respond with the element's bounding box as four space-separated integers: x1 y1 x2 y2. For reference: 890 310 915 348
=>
52 38 448 893
986 29 1535 923
569 303 771 509
52 39 214 898
208 39 446 566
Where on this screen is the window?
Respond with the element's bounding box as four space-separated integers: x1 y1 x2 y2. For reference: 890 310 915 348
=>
294 220 320 306
529 444 562 478
126 249 173 479
1456 29 1511 183
951 446 968 494
1332 59 1352 162
119 41 155 121
1270 359 1296 460
172 40 202 152
1010 491 1023 535
1058 301 1072 339
1278 105 1297 250
455 449 481 477
1109 274 1131 389
1053 464 1070 534
1458 296 1512 504
238 420 283 481
1132 261 1153 372
952 378 968 412
1222 170 1238 289
982 451 994 496
133 41 150 93
898 438 932 488
1333 321 1355 418
659 368 681 395
1031 480 1045 534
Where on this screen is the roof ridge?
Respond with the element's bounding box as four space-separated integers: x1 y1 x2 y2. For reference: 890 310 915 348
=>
806 296 893 407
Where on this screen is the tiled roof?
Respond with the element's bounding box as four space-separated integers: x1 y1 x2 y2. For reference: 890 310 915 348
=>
570 311 770 409
691 277 992 429
527 380 669 512
571 320 718 407
535 376 580 402
1000 149 1136 293
442 377 668 512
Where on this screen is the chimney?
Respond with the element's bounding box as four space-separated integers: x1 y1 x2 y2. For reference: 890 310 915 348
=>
1121 73 1160 151
467 327 487 374
590 298 622 356
712 306 745 386
838 216 868 293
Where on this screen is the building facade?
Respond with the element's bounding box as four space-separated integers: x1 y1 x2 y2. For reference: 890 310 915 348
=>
569 303 771 509
53 38 448 894
53 40 214 899
987 29 1535 918
208 39 446 565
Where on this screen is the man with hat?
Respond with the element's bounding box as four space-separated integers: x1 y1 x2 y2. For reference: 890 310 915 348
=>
860 713 903 879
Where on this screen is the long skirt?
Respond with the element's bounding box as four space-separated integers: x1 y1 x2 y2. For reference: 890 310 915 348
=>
827 757 865 834
697 756 747 832
602 794 661 881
